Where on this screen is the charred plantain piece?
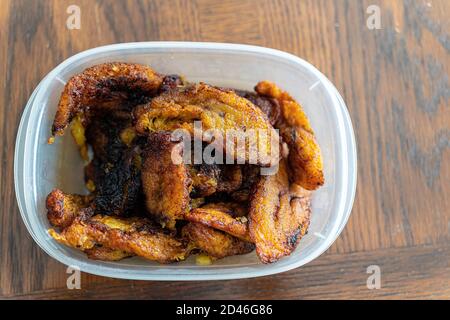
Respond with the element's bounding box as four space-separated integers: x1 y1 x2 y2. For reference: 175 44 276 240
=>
84 115 143 217
215 165 243 193
89 149 142 217
255 81 324 190
182 223 254 259
46 189 93 229
200 202 248 217
141 132 191 229
248 160 312 263
185 202 251 242
188 164 218 198
135 83 280 166
49 215 188 263
84 114 130 163
52 62 163 136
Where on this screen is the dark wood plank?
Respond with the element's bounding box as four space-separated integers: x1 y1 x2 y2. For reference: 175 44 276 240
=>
0 0 449 299
6 243 450 300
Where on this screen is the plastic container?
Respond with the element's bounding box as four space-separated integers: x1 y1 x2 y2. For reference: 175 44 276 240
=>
15 42 357 280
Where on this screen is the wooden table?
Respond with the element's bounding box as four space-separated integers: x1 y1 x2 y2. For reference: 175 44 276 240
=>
1 0 449 300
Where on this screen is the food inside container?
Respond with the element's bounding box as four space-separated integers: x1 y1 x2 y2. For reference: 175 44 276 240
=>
45 62 324 265
15 42 356 280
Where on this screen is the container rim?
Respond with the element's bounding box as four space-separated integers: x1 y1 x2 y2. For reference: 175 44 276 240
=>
14 42 357 280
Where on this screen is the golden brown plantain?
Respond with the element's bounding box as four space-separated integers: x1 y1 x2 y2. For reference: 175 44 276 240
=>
49 215 188 263
182 223 254 259
84 246 132 261
255 81 324 190
46 63 322 265
52 62 163 136
46 189 140 261
135 83 280 166
234 89 280 126
185 203 251 242
200 202 248 217
248 160 312 263
46 189 93 229
289 184 312 243
189 164 242 197
141 132 191 229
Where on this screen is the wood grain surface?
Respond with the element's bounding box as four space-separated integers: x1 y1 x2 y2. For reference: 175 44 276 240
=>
1 0 449 299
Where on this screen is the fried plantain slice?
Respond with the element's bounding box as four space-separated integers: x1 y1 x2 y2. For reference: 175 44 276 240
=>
234 89 280 126
248 160 312 263
141 132 191 229
135 83 280 166
200 202 248 217
83 111 145 216
49 215 188 263
182 223 254 259
90 148 142 217
84 246 132 261
158 74 186 94
255 81 324 190
189 163 242 197
229 164 261 202
46 189 93 229
185 202 251 242
188 165 218 197
52 62 163 136
84 114 130 163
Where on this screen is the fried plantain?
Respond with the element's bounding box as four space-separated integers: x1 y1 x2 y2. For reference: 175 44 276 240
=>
52 62 163 136
158 74 186 94
84 114 144 216
141 132 191 229
234 89 280 126
185 202 251 242
87 150 142 217
84 246 132 261
255 81 324 190
135 83 280 166
200 202 248 217
182 223 254 259
248 160 312 263
47 62 322 265
46 189 93 229
229 164 261 202
85 114 129 163
189 163 242 197
49 215 188 263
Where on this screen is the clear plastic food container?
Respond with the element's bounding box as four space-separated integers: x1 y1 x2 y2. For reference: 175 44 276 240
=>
15 42 357 280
